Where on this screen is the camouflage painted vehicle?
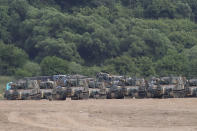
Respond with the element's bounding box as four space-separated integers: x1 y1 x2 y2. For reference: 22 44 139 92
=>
186 79 197 97
69 79 89 100
98 87 108 99
125 77 135 86
171 77 186 98
89 88 100 98
53 75 68 87
146 77 162 98
49 86 67 100
48 75 69 100
124 78 147 98
96 72 125 85
137 79 147 98
107 85 125 99
124 86 139 98
71 86 89 100
89 82 107 99
39 80 56 99
159 77 186 98
4 80 25 100
4 80 41 100
88 79 101 88
96 72 111 82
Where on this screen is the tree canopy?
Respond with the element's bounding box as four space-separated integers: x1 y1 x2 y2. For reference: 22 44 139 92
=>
0 0 197 77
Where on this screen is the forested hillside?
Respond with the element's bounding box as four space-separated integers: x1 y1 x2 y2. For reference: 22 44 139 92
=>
0 0 197 77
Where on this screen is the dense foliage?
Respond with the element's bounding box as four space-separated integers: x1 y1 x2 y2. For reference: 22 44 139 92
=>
0 0 197 77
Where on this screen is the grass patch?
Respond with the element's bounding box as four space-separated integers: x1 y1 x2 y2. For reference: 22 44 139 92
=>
0 76 15 99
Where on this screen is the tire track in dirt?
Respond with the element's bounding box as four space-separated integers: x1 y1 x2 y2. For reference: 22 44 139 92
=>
7 111 114 131
2 99 197 131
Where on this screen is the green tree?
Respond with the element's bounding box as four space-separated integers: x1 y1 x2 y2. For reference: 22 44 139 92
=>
0 42 28 75
40 56 69 75
145 0 176 19
156 49 189 76
104 55 140 76
136 57 155 77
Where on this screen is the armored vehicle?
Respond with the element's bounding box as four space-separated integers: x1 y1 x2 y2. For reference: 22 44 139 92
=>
186 79 197 97
48 86 67 100
48 75 69 100
53 75 68 87
107 84 125 99
137 78 147 98
4 80 41 100
68 79 89 100
71 86 89 100
124 86 139 98
124 78 147 98
96 72 125 84
39 80 56 99
146 77 161 98
125 77 135 86
89 88 100 98
89 82 107 99
159 77 186 98
96 72 111 82
88 78 102 88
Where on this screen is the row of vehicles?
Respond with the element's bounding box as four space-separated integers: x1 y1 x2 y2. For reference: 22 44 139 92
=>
4 73 197 100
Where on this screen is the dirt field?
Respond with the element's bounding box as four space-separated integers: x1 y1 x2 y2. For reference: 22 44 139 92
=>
0 99 197 131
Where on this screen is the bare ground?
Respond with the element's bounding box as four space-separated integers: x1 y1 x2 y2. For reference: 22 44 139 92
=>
0 98 197 131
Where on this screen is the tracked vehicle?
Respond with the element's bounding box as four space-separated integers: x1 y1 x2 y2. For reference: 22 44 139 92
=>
4 80 41 100
48 86 67 100
89 82 108 99
39 80 56 99
186 79 197 97
159 77 186 98
124 78 147 98
146 77 161 98
70 79 89 100
107 85 125 99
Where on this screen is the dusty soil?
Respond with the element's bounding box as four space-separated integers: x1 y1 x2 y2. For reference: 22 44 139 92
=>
0 98 197 131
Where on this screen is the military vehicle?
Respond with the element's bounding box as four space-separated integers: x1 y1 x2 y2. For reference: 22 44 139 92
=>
87 78 101 88
89 88 100 98
96 72 111 82
124 78 147 98
89 82 108 99
107 84 125 99
171 77 186 98
146 77 161 98
137 78 147 98
4 80 41 100
53 75 68 87
70 79 89 100
125 77 135 86
48 86 67 100
71 86 89 100
45 75 68 100
159 77 186 98
96 72 125 84
4 80 25 100
186 79 197 97
124 86 139 98
39 80 56 99
4 72 195 100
